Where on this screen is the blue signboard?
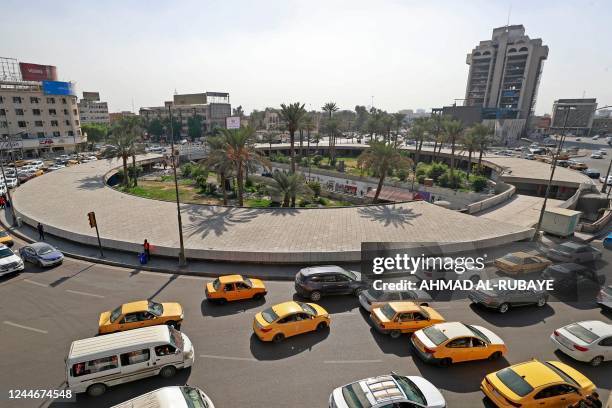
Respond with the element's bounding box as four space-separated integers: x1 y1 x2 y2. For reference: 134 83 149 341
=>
42 80 75 96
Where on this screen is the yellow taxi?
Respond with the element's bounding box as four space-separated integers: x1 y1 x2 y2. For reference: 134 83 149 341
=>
0 229 14 247
98 300 184 335
253 301 330 342
370 301 445 338
481 359 596 408
495 252 552 275
411 322 507 366
205 274 267 304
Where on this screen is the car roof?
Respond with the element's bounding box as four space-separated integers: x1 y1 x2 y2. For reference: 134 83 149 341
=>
550 263 586 272
559 242 583 250
28 242 54 250
510 360 564 388
122 300 150 314
430 322 471 339
506 252 532 259
300 265 346 276
355 374 407 405
575 320 612 337
272 301 303 316
388 301 424 313
218 274 244 284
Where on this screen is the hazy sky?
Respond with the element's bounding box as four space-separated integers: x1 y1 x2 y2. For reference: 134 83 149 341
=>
2 0 611 115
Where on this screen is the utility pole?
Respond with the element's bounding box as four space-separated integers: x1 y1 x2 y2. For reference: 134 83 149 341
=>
169 105 187 266
87 212 104 257
1 132 24 225
533 106 573 241
602 158 612 194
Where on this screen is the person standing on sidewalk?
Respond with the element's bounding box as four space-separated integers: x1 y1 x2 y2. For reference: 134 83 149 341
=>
0 196 5 209
37 222 45 241
143 239 151 262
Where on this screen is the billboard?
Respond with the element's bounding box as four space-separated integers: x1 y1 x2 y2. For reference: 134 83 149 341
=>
226 116 241 129
19 63 58 81
82 91 100 101
42 80 76 96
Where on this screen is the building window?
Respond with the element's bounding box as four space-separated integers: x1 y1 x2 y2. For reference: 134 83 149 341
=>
73 109 77 115
53 131 60 137
47 97 55 104
63 109 69 115
13 96 22 104
35 121 43 127
65 120 71 126
0 96 4 103
62 98 67 104
15 108 24 116
33 109 41 116
68 130 74 136
51 120 59 127
0 109 5 116
49 109 57 115
37 132 45 138
18 121 27 128
0 121 7 128
30 97 40 104
75 120 79 125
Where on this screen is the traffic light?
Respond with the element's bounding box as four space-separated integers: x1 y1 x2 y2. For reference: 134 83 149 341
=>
87 212 96 228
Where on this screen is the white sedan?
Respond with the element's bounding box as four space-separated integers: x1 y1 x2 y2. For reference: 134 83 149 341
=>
600 176 612 185
550 320 612 366
590 152 603 159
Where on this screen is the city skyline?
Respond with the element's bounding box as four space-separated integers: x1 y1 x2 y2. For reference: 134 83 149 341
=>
2 0 611 115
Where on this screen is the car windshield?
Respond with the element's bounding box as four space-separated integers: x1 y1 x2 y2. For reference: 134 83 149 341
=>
544 362 579 386
212 279 220 291
180 387 209 408
366 288 385 299
341 383 369 408
394 375 427 405
110 306 122 322
169 326 184 350
565 324 599 344
0 248 14 258
35 244 55 255
380 304 396 320
261 307 279 323
496 367 534 397
342 270 357 280
422 326 448 345
148 301 164 316
502 255 522 264
243 278 253 287
604 286 612 296
466 324 490 343
557 244 576 253
0 230 8 237
299 302 317 315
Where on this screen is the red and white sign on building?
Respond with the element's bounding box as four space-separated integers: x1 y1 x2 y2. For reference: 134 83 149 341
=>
19 62 58 81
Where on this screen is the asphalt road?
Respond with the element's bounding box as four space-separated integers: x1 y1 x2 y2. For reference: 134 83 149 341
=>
0 237 610 408
563 136 612 184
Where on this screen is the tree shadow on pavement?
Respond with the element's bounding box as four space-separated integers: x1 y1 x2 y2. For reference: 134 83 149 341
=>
200 298 266 317
266 208 301 217
249 331 329 361
76 175 104 190
49 368 191 408
468 302 555 327
148 274 179 300
291 293 359 314
357 205 419 228
184 206 259 239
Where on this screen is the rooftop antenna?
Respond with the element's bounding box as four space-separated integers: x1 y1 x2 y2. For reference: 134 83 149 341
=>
506 3 512 28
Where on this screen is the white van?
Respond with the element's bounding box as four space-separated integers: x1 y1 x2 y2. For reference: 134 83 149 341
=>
111 386 215 408
66 325 195 397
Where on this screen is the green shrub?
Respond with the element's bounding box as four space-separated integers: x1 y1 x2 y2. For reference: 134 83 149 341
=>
307 181 321 197
426 162 448 182
300 157 310 167
317 197 329 206
415 162 429 177
470 175 488 192
181 163 195 178
245 177 254 188
397 168 409 181
271 153 290 164
438 169 464 189
312 155 323 165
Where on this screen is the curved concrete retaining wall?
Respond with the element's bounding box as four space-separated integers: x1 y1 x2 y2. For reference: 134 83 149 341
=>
467 183 516 214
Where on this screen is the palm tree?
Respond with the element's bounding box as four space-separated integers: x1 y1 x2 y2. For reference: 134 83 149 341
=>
410 117 429 190
429 114 446 162
279 102 307 173
217 126 270 206
473 123 494 174
205 136 233 205
392 112 405 147
461 126 480 178
303 114 315 153
381 113 394 143
322 102 339 164
324 119 340 164
357 141 413 203
443 119 464 176
109 116 141 187
131 142 146 187
268 170 312 207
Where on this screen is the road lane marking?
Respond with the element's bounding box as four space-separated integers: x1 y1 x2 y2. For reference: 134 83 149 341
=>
3 320 48 334
199 354 258 362
324 359 382 364
65 289 105 298
22 279 50 288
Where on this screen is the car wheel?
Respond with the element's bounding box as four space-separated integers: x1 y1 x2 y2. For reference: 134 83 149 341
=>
159 365 176 378
488 351 502 361
498 303 510 314
309 291 321 302
536 297 547 307
590 356 604 367
389 330 402 339
37 259 44 267
439 358 452 367
316 322 328 331
272 333 285 343
469 275 481 284
253 293 264 301
86 383 106 397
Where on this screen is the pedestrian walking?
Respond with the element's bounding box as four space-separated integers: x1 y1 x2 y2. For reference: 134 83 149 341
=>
0 196 5 209
37 222 45 241
143 239 151 261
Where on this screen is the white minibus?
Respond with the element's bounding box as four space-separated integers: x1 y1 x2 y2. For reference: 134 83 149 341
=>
111 386 215 408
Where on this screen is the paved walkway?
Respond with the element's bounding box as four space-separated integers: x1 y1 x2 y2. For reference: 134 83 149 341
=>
477 194 565 228
11 155 533 263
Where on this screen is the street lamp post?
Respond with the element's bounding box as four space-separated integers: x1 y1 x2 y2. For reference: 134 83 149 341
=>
168 106 187 267
533 106 574 241
1 131 25 226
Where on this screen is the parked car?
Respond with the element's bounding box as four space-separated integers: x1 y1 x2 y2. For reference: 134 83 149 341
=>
600 176 612 185
47 165 65 171
550 320 612 366
481 360 596 408
0 244 24 277
4 177 17 188
592 135 599 140
597 149 607 155
98 300 184 334
596 285 612 311
582 168 601 178
358 286 431 312
525 153 535 160
411 322 507 365
329 373 446 408
590 152 603 159
569 161 588 170
19 242 64 267
604 232 612 249
556 160 570 167
294 265 366 301
205 274 266 303
546 242 602 263
0 229 14 247
468 277 548 313
494 252 551 275
575 137 581 141
111 386 215 408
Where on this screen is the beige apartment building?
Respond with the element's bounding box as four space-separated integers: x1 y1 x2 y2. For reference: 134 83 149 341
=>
78 91 110 125
0 80 84 158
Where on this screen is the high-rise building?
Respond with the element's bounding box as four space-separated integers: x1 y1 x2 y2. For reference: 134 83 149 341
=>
464 25 548 120
78 91 110 125
550 98 597 136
